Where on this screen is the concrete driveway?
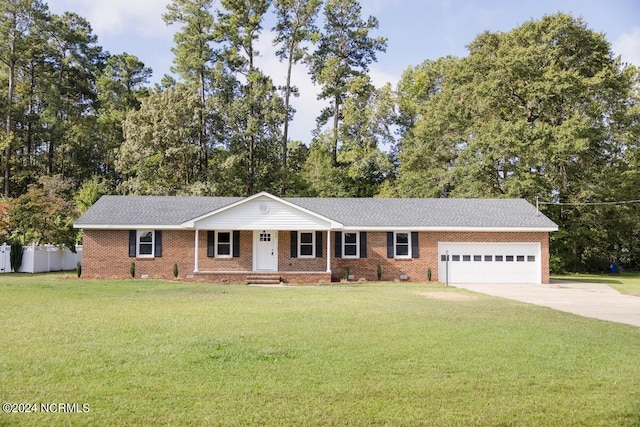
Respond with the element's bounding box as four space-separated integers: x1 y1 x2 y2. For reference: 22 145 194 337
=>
453 280 640 327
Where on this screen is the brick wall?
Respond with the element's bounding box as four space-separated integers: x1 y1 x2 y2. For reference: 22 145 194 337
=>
329 231 549 283
82 229 194 279
276 230 550 283
196 230 252 272
278 231 327 272
81 229 550 284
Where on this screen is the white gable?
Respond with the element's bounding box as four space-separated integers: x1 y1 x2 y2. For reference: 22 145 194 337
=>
188 194 339 230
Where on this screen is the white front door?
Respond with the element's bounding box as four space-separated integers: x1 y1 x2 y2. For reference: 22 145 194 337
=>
254 230 278 271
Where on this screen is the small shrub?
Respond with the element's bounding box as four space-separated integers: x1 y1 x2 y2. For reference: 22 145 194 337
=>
130 262 136 278
344 267 350 280
427 267 432 281
9 241 24 273
376 264 382 281
77 262 82 278
173 262 179 279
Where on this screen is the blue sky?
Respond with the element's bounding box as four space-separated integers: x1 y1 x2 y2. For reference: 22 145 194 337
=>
47 0 640 143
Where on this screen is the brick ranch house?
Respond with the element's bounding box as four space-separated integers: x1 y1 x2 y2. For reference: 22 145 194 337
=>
74 192 558 284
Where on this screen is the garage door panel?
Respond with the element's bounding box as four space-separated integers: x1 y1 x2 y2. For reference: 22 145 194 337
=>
438 243 541 284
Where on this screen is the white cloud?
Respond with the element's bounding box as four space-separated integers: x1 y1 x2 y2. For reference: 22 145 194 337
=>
370 66 400 88
48 0 172 39
613 26 640 66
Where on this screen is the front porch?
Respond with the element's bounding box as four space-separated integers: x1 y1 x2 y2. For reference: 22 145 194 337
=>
193 271 332 285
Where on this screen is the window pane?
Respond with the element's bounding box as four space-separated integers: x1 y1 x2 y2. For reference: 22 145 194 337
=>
517 255 525 262
527 255 536 262
396 233 409 244
300 244 313 256
396 245 409 256
484 255 493 261
217 232 231 256
344 233 357 244
300 232 313 244
474 255 482 261
139 231 153 243
344 245 357 256
138 231 154 256
506 255 514 262
463 255 471 261
218 243 230 256
441 255 447 261
495 255 503 261
452 255 460 261
139 243 153 255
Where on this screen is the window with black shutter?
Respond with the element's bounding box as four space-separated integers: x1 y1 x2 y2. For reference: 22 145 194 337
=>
130 230 162 258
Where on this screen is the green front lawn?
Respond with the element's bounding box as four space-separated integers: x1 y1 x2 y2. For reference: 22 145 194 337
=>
553 272 640 297
1 274 639 426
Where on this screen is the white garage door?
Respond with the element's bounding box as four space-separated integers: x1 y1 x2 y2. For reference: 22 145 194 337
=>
438 243 541 284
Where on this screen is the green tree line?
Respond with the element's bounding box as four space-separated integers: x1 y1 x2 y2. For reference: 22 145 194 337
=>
0 0 638 272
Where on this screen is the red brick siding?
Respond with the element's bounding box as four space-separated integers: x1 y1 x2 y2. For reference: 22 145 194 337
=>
81 229 550 284
331 231 549 283
82 229 194 279
196 230 252 272
278 231 327 272
195 271 331 284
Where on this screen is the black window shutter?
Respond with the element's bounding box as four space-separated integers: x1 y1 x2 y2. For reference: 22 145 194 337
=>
290 231 298 258
387 232 394 258
334 231 342 258
232 231 240 257
360 232 367 258
154 230 163 257
411 232 419 258
316 231 322 258
207 231 215 257
129 230 136 257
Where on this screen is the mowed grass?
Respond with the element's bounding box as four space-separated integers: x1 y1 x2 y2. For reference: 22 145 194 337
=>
1 274 639 426
553 272 640 297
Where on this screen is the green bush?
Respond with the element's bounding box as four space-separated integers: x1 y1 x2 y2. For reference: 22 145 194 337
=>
130 262 136 278
77 262 82 278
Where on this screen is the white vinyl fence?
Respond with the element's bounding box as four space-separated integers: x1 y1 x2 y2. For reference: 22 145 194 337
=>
0 243 82 273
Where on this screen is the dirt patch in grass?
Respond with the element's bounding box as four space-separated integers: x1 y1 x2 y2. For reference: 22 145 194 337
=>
417 291 480 301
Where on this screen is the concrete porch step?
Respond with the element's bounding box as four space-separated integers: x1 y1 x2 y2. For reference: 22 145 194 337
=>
246 274 282 285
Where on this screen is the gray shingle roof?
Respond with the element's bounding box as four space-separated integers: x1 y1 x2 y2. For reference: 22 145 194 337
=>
287 197 557 229
74 196 242 227
75 194 557 230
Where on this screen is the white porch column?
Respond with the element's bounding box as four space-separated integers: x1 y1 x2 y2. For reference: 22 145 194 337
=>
194 229 199 273
326 229 331 273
